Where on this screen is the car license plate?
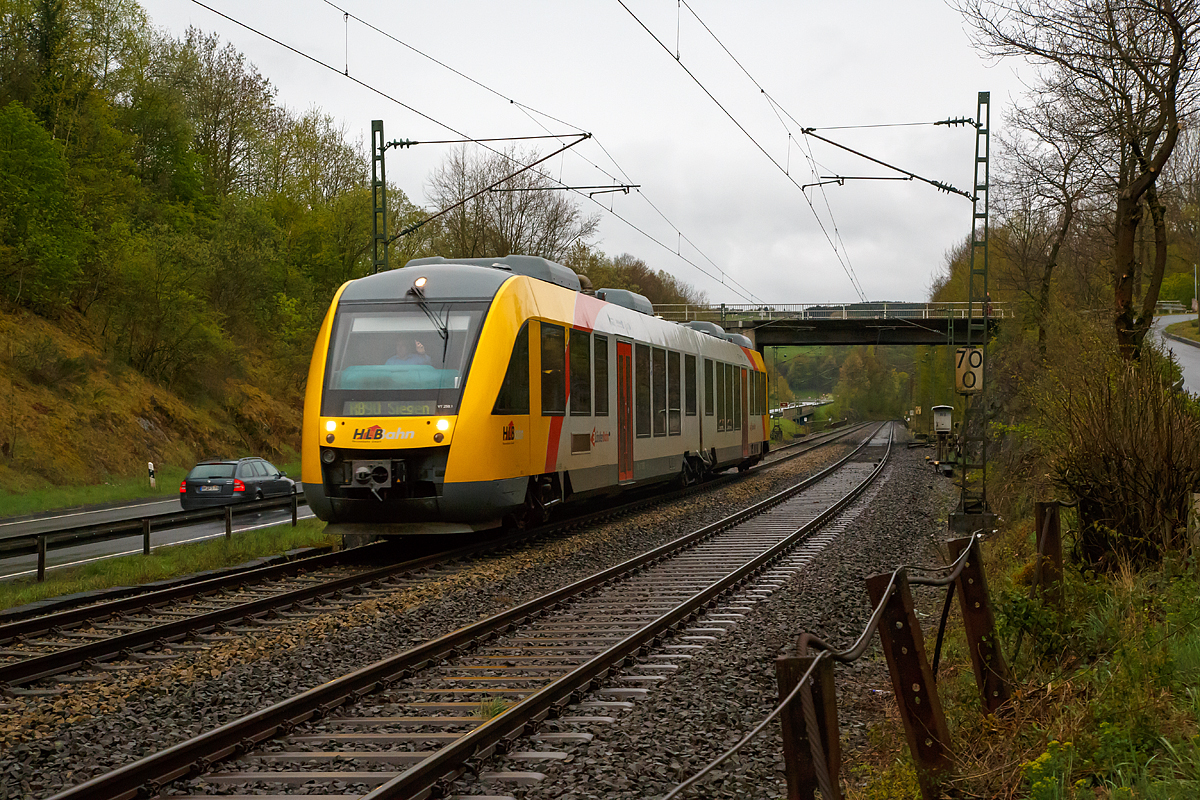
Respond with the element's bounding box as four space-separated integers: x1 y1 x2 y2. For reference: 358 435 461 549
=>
199 485 221 493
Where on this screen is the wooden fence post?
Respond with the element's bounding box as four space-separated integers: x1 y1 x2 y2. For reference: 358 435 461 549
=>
776 649 842 800
37 535 46 582
291 491 298 526
948 537 1011 714
865 569 952 799
1034 501 1063 610
142 519 151 556
225 506 233 539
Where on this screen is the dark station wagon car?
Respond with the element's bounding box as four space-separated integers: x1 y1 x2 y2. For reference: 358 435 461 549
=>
179 457 296 510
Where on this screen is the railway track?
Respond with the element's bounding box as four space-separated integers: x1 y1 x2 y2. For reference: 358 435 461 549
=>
46 421 892 800
0 423 867 697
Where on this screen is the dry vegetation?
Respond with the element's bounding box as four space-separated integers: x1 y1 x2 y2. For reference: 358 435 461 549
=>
0 306 301 499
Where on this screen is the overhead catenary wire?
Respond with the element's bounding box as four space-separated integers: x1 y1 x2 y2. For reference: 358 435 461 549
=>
676 1 974 235
620 0 868 303
320 0 762 303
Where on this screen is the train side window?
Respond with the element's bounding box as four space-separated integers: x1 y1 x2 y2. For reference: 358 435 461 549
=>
704 359 714 417
652 347 667 437
541 322 566 416
668 350 681 435
734 368 743 430
635 343 650 437
594 335 609 416
749 368 756 417
761 372 768 414
493 323 530 415
724 363 733 430
685 354 696 416
716 361 726 432
570 330 591 416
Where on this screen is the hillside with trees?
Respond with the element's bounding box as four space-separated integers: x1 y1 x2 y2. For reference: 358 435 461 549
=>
0 0 703 494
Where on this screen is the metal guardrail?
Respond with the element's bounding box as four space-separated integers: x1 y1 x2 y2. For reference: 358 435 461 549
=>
0 493 305 581
652 301 1012 322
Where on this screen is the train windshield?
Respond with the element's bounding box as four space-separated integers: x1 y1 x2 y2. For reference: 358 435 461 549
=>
321 302 487 417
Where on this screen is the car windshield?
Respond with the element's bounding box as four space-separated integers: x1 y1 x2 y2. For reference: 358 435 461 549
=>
189 464 235 479
321 302 486 417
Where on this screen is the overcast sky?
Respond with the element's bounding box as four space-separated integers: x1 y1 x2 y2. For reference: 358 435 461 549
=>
139 0 1026 305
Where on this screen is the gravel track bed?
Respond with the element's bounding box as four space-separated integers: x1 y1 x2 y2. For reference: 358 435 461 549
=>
449 440 956 800
0 441 857 798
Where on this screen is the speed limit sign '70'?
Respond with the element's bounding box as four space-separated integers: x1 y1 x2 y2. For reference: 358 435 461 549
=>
956 347 983 394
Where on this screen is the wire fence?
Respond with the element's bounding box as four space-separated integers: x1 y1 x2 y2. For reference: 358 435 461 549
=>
663 531 1015 800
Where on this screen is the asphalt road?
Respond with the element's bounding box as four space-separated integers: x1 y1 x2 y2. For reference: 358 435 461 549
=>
1154 313 1200 392
0 485 314 583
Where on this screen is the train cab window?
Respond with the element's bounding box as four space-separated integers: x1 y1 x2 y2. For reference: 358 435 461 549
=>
570 330 591 416
321 303 487 418
652 347 667 437
685 354 697 416
635 343 651 437
734 368 743 430
493 323 530 415
594 335 609 416
704 359 714 417
668 350 681 435
716 361 726 432
541 323 566 416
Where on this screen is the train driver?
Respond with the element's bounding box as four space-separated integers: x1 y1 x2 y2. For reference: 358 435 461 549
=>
386 336 432 366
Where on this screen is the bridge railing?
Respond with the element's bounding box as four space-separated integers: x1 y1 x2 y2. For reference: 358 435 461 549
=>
652 302 1010 323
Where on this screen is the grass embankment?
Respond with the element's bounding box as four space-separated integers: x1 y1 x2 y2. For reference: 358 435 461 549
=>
1165 318 1200 343
0 519 336 612
0 461 301 518
846 516 1200 799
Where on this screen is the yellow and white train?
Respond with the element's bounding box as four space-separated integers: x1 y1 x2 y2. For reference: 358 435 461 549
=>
301 255 769 532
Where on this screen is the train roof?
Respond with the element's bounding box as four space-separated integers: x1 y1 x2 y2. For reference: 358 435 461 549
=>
340 263 513 302
405 255 581 291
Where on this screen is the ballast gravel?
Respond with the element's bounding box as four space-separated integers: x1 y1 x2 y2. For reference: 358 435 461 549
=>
0 431 955 800
449 440 956 800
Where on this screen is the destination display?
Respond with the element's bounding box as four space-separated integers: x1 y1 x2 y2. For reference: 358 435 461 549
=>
342 400 434 417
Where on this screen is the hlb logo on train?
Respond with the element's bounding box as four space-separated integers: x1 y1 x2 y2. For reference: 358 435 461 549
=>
353 425 414 441
501 421 524 443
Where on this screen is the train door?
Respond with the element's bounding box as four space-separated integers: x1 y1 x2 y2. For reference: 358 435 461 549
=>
617 340 633 482
741 368 749 458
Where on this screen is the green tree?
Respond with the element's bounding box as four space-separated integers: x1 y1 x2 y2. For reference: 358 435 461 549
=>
0 101 82 311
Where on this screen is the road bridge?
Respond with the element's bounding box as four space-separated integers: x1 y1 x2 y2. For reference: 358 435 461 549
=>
652 302 1008 347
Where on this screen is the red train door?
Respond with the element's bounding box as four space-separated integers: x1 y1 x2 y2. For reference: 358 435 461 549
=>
741 368 750 458
617 341 634 482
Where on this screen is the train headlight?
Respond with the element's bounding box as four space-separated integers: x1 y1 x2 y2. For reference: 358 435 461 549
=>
414 276 427 289
325 420 336 432
436 419 450 432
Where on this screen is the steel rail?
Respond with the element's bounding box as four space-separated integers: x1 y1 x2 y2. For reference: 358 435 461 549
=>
368 424 894 800
0 419 864 681
44 422 888 800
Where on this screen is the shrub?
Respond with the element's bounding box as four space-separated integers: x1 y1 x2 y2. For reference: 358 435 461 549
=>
1038 346 1200 566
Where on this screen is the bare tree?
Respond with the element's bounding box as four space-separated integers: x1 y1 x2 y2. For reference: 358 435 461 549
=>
426 145 598 261
995 91 1104 359
957 0 1200 357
